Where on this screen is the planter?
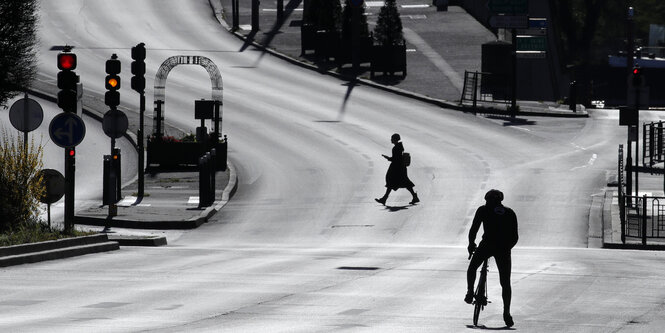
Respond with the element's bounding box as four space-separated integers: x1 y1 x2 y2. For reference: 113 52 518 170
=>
337 36 374 67
315 30 341 61
147 140 227 170
301 23 316 54
370 42 407 78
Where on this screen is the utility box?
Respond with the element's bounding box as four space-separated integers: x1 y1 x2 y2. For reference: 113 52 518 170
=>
481 41 513 100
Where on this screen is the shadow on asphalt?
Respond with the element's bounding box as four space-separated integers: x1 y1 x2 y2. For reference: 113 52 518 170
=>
385 205 409 212
465 324 516 330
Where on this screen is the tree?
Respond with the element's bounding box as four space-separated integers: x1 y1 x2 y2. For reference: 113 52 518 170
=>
304 0 342 32
341 0 370 42
374 0 403 46
0 0 39 108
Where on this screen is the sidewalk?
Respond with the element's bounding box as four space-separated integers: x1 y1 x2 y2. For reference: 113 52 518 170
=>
75 164 238 230
209 0 587 117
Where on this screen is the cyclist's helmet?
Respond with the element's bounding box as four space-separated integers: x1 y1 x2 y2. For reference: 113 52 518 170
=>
484 189 504 202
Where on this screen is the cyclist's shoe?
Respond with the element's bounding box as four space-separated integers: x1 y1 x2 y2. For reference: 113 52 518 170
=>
464 292 474 304
375 197 386 205
503 313 514 327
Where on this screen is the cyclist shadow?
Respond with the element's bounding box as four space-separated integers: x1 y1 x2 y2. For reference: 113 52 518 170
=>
384 205 409 212
465 324 515 330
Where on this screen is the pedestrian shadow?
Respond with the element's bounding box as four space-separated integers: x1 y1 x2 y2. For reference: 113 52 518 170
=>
465 324 515 330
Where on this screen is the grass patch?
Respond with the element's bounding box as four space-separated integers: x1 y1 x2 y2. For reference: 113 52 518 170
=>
0 221 97 247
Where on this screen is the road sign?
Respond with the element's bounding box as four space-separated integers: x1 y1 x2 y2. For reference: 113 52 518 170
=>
529 17 547 28
488 0 528 14
516 51 546 58
517 28 546 35
9 96 43 132
38 169 65 204
350 0 364 7
489 15 528 29
517 35 546 51
49 113 86 148
102 109 129 139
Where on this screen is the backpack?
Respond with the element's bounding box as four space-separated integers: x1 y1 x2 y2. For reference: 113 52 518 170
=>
403 152 411 167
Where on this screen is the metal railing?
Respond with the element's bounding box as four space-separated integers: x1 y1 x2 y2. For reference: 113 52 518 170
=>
643 121 665 167
621 195 665 245
460 71 512 109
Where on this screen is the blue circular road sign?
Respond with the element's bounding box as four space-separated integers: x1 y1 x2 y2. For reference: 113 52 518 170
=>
49 113 86 148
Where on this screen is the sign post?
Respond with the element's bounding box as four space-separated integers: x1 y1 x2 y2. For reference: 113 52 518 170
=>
49 112 85 233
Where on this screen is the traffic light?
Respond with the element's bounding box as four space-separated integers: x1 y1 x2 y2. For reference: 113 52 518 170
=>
57 49 78 112
131 43 146 93
632 65 643 87
105 54 121 108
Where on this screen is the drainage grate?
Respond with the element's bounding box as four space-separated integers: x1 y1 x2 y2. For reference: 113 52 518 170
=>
337 266 380 271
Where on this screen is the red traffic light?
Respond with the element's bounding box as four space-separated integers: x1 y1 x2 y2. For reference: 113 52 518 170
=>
633 68 640 75
68 148 75 157
58 53 77 70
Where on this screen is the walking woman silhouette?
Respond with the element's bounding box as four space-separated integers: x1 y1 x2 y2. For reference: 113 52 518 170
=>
375 133 419 205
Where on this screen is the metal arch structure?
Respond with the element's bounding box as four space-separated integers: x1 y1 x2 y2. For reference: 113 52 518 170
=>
153 55 223 136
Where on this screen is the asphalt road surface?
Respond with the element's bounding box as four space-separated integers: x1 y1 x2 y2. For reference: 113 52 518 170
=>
2 1 665 332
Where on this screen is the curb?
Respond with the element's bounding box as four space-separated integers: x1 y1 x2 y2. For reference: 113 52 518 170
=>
107 235 168 247
208 1 588 119
74 161 239 230
0 234 119 267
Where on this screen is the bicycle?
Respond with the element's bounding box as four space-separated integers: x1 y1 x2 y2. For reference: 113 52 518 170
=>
472 257 491 327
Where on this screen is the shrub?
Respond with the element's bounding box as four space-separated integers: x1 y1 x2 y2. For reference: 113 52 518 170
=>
374 0 404 46
0 128 45 232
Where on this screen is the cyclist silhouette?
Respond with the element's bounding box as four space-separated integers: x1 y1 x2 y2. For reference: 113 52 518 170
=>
465 189 518 328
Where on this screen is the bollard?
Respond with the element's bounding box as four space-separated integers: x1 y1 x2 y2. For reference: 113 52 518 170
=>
199 155 211 207
210 149 217 202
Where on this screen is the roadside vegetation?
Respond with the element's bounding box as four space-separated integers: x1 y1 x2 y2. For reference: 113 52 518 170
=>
0 130 93 247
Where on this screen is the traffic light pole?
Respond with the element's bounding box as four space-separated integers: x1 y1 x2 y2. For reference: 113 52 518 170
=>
511 28 517 118
64 148 75 234
138 93 145 198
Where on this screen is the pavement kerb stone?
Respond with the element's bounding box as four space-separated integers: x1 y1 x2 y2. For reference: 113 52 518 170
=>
207 0 587 119
0 234 119 267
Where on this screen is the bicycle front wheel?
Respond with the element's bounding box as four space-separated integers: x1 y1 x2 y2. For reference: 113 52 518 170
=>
473 302 482 326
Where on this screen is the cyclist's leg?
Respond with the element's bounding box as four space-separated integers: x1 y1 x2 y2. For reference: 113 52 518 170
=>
467 245 491 296
494 251 513 326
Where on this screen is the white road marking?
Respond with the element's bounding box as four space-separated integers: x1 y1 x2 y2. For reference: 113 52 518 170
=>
188 196 199 205
570 154 597 171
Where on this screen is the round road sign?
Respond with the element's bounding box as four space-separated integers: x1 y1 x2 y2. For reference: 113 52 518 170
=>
37 169 65 204
9 96 44 132
49 113 86 148
102 109 129 139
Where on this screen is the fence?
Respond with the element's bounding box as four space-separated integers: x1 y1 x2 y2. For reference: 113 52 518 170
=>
460 71 512 109
643 121 665 167
622 195 665 245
